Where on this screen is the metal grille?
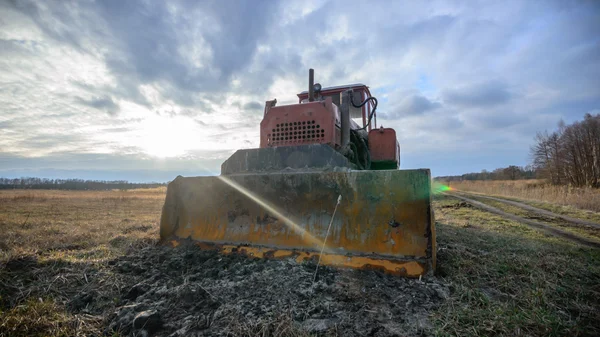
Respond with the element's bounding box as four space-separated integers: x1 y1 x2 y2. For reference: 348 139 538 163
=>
267 120 326 146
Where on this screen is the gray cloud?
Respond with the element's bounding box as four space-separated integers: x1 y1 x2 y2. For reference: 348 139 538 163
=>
6 0 283 108
0 120 15 129
96 0 282 103
70 80 151 110
1 0 599 178
386 95 442 118
75 96 120 116
102 126 133 133
23 133 85 149
5 1 88 51
442 80 511 108
471 111 529 129
243 102 263 112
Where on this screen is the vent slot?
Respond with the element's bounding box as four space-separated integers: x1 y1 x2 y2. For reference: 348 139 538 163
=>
267 120 326 146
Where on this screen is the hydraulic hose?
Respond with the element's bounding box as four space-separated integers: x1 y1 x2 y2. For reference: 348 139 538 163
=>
351 95 378 131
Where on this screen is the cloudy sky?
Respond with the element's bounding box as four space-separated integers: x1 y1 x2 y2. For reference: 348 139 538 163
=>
1 0 599 182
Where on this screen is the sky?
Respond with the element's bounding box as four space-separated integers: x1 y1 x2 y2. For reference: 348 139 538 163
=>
1 0 599 182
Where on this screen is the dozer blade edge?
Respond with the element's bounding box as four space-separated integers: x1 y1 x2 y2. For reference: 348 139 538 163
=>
160 169 436 277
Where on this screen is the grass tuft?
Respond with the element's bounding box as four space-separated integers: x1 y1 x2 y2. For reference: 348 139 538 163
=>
0 297 103 337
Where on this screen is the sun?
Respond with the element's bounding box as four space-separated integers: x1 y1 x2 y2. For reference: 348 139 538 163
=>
137 115 198 158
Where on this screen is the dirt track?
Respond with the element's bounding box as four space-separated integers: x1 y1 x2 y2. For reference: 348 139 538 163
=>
453 191 600 229
446 192 600 249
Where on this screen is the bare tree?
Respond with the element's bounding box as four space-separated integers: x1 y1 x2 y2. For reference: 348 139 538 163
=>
503 165 520 180
531 113 600 188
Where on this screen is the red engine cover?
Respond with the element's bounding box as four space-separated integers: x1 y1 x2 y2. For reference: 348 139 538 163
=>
260 98 341 149
368 127 400 166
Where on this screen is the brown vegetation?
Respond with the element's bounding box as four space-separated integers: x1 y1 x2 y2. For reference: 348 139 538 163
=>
0 188 165 259
1 189 599 336
448 192 600 244
0 188 447 336
0 188 165 336
449 179 600 212
433 194 600 337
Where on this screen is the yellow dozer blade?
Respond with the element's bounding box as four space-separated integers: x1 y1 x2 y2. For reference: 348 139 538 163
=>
160 149 435 277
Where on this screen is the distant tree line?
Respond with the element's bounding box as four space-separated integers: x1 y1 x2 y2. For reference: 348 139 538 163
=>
436 165 539 182
0 177 166 190
435 113 600 188
531 113 600 188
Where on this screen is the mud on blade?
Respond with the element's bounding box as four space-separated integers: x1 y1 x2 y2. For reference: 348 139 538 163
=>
160 169 435 277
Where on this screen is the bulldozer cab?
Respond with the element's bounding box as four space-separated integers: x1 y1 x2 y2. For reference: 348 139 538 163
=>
298 84 377 129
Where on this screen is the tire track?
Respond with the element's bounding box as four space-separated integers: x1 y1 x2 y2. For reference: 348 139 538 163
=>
453 191 600 229
444 192 600 249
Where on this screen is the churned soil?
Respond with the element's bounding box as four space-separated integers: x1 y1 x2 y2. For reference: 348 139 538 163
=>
101 244 448 337
0 188 448 337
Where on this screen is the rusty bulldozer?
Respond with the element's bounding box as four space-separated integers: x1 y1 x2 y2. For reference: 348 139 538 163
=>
160 69 436 277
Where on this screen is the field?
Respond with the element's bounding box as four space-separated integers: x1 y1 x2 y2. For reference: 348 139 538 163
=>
1 188 599 336
447 179 600 212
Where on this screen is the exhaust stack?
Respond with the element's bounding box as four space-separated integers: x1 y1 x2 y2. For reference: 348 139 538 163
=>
308 68 315 102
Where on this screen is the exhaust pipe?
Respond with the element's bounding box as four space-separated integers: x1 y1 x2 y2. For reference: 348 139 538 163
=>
308 69 315 102
341 90 351 147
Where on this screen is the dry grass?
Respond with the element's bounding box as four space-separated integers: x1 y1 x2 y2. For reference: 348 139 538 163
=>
1 188 599 336
0 188 165 336
433 194 600 337
458 194 600 241
0 297 103 337
448 180 600 212
0 188 165 260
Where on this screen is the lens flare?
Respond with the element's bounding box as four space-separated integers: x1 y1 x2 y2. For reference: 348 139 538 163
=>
432 182 453 194
217 175 332 253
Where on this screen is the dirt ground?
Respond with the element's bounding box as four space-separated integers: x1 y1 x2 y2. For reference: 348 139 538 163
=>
1 189 599 337
108 244 447 336
2 243 448 337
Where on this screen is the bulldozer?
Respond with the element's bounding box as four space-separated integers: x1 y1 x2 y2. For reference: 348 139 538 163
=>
160 69 436 277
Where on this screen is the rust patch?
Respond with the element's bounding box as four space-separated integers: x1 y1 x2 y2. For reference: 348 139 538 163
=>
166 240 429 277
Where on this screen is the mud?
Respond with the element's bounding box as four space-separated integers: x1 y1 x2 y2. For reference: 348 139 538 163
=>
439 201 472 209
97 244 448 336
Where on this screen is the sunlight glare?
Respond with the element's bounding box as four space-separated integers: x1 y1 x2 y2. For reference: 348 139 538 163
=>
217 175 334 253
138 115 198 158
